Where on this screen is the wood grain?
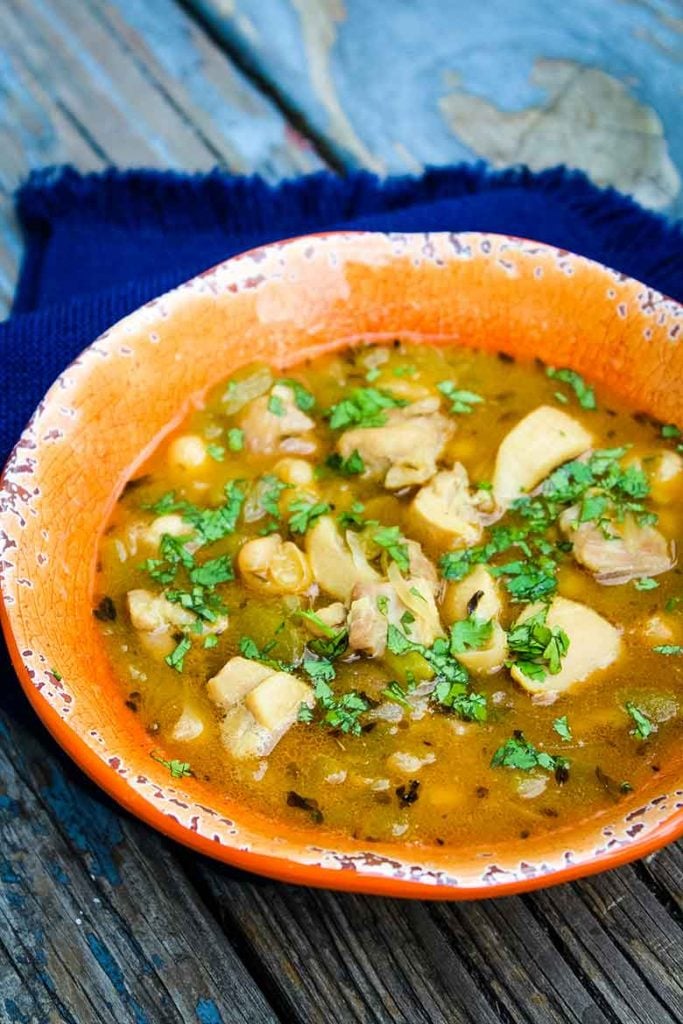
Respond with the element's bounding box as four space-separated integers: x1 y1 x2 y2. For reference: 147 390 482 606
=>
0 701 278 1024
0 0 323 314
188 0 683 216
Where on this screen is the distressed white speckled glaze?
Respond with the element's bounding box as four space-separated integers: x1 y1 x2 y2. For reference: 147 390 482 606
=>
1 233 681 899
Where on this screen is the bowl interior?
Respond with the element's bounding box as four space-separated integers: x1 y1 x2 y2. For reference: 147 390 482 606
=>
2 231 682 898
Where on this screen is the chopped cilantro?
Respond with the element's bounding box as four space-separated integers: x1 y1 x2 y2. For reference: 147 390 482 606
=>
625 702 655 739
288 497 332 534
227 427 244 451
553 391 569 404
506 609 570 681
337 501 366 528
400 609 415 632
51 667 63 681
297 609 336 636
301 678 369 735
239 636 261 660
376 594 390 616
553 715 572 741
665 596 683 613
437 381 484 414
181 481 245 544
326 387 406 430
365 366 381 383
653 644 683 655
372 524 410 572
151 753 192 779
491 731 570 775
490 559 557 603
206 443 225 462
302 657 336 685
280 379 316 412
393 365 417 378
449 615 493 654
434 683 488 721
386 625 484 721
325 449 366 476
165 637 191 673
634 577 658 591
546 366 596 409
661 424 681 439
250 474 290 520
381 679 413 708
165 585 226 622
267 394 285 416
142 532 196 585
203 634 218 649
238 634 283 667
189 554 234 587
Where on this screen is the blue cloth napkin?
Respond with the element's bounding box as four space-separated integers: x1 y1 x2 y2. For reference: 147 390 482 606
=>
2 162 682 466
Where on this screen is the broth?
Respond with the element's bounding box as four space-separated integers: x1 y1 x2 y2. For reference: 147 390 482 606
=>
96 341 683 847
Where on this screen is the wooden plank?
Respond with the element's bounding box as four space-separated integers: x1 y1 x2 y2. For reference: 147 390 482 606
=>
188 0 683 216
190 864 637 1024
0 708 278 1024
0 0 323 315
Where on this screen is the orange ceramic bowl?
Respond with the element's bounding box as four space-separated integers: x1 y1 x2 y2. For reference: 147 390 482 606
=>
1 232 682 900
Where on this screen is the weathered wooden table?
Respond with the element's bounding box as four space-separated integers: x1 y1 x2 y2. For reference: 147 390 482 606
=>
1 3 682 1021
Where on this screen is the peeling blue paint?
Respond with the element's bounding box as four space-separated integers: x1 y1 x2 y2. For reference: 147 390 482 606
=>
0 792 21 814
47 862 70 886
0 856 21 884
86 933 151 1024
3 998 37 1024
196 998 224 1024
39 764 123 885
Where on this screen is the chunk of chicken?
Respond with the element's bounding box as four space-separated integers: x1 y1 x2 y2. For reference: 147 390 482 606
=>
171 706 205 742
559 507 675 585
347 584 403 657
127 589 195 632
492 406 593 508
207 656 273 707
238 533 312 594
245 671 314 731
510 596 622 694
646 450 683 505
239 383 315 454
348 567 444 658
305 515 379 602
441 564 503 625
410 463 484 550
337 398 453 489
210 661 314 760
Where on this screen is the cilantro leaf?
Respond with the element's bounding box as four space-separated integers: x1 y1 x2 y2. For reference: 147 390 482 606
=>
227 427 244 451
325 449 366 476
165 637 191 673
303 678 369 735
189 554 234 587
206 443 225 462
625 702 655 739
302 657 336 685
449 616 493 654
165 585 226 622
653 644 683 655
203 634 218 649
371 524 410 572
491 731 570 775
279 379 316 412
268 394 285 416
437 381 484 414
151 753 192 779
337 501 366 528
288 497 332 534
326 388 406 429
553 715 572 741
506 608 570 681
546 366 596 410
661 424 681 439
634 577 658 591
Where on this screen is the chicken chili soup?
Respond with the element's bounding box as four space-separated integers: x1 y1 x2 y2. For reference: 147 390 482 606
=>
96 342 683 847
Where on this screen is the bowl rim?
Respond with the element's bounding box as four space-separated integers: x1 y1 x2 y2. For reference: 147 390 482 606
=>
2 229 682 900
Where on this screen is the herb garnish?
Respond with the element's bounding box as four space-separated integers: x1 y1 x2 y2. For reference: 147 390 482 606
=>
553 715 572 741
325 449 366 475
227 427 244 451
267 394 285 417
661 424 681 439
491 731 570 777
634 577 658 591
299 679 369 735
151 753 192 779
546 367 596 410
625 702 655 739
506 609 570 682
189 554 234 587
165 637 192 673
653 644 683 655
371 525 410 572
326 387 407 430
280 379 316 412
288 497 332 534
437 381 484 414
449 615 493 654
206 443 225 462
